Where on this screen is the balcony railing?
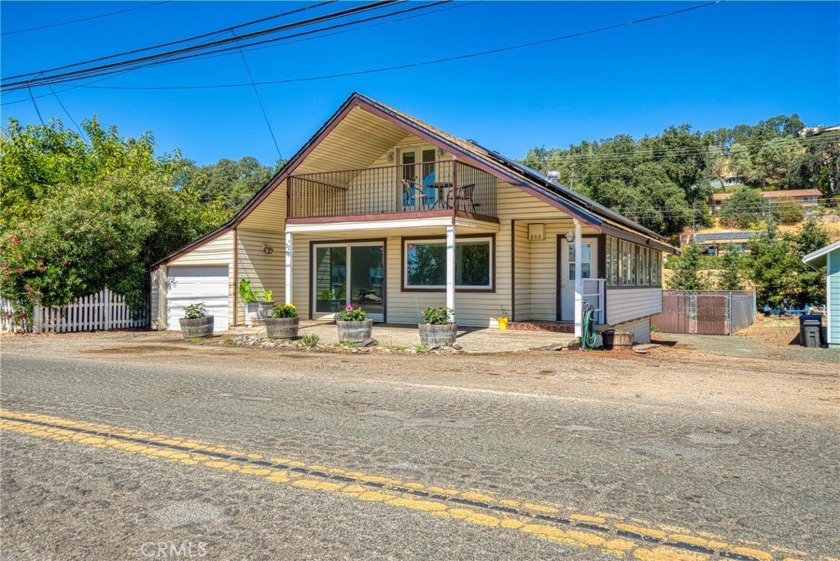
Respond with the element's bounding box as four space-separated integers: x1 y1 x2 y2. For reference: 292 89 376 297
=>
288 160 497 220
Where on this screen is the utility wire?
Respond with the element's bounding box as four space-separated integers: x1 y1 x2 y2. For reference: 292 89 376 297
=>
232 30 282 160
46 83 84 137
1 0 460 106
2 0 336 79
2 1 170 36
1 1 401 91
53 0 723 92
27 87 45 125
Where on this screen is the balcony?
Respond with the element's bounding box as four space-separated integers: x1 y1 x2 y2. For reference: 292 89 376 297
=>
288 160 497 221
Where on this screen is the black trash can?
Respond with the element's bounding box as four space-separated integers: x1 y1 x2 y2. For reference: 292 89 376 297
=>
799 315 823 347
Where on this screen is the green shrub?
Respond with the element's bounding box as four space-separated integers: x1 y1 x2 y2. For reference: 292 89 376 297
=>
272 303 298 318
422 306 453 325
301 333 319 348
183 302 207 319
771 198 805 225
262 289 274 302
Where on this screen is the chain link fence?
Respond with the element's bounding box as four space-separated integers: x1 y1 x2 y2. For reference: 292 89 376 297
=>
652 290 756 335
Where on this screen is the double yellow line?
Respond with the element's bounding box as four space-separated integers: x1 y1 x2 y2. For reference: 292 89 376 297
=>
0 408 808 561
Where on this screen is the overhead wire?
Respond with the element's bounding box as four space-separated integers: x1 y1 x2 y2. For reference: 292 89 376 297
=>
1 1 171 36
1 1 404 91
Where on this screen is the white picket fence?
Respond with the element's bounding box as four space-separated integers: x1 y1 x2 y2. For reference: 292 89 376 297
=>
1 289 147 334
1 297 16 333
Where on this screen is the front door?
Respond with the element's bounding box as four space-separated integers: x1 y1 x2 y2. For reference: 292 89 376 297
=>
313 242 385 321
557 236 598 321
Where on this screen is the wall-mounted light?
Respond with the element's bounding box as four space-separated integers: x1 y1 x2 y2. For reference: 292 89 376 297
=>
263 243 274 255
438 147 445 158
387 151 395 163
565 230 575 243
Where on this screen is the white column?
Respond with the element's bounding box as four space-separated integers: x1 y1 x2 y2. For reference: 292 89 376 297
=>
285 231 293 305
446 225 456 321
573 219 583 338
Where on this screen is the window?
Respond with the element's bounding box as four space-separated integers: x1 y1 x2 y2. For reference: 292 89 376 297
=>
639 246 649 286
606 237 619 286
651 250 661 285
404 237 493 290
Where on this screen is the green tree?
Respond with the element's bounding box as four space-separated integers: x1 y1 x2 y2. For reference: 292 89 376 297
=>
745 219 800 307
717 246 743 290
666 242 708 290
178 156 281 211
0 117 228 318
771 197 805 224
794 218 829 306
719 187 765 228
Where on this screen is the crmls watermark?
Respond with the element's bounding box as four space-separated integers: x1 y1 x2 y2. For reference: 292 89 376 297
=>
139 541 208 558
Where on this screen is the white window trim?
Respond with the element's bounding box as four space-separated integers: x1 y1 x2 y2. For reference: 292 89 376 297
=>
403 236 494 291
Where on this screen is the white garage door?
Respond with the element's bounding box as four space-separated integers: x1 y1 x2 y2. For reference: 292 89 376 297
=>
167 266 229 332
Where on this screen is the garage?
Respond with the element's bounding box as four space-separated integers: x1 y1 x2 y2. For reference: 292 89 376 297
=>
166 265 229 332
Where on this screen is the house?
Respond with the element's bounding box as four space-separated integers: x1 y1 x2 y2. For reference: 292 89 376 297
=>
801 240 840 348
690 231 760 254
710 189 822 216
150 93 677 343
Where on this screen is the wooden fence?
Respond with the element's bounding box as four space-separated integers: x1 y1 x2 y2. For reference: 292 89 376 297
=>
1 289 147 334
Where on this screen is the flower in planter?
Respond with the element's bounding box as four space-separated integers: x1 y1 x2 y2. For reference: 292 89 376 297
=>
183 302 207 319
337 305 368 321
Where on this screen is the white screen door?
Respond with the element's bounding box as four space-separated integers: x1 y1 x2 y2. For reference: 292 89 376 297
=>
559 237 598 321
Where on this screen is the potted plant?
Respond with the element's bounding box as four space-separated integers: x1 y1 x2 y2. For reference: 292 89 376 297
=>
239 279 260 326
179 303 214 339
419 306 457 347
264 303 299 339
336 305 373 343
498 306 510 331
258 289 274 320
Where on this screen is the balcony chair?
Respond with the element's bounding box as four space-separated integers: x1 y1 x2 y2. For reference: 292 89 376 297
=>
446 183 479 213
402 179 424 211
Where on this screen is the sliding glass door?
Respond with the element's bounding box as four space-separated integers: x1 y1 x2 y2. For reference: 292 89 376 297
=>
312 242 384 321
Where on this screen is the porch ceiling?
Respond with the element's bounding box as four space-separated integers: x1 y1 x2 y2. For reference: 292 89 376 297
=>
292 106 411 175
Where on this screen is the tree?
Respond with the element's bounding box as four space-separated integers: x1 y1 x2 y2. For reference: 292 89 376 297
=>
0 117 228 319
666 242 708 290
717 246 743 290
771 197 805 224
718 187 765 228
178 156 281 211
794 218 829 306
745 219 800 307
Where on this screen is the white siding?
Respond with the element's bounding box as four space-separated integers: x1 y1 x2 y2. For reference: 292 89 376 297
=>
235 229 284 325
167 231 235 327
606 288 662 326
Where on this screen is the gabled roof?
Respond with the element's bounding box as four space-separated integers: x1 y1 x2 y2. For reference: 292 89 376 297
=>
153 93 675 268
802 239 840 267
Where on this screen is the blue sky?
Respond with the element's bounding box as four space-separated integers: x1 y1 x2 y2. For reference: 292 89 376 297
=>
2 1 838 165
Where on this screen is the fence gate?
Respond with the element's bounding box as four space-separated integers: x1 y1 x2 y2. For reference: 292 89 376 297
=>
653 290 756 335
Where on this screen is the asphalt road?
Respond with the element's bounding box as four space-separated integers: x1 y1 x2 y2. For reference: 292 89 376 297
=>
1 340 838 560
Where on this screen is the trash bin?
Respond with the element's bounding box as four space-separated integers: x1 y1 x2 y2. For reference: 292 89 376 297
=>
799 314 823 347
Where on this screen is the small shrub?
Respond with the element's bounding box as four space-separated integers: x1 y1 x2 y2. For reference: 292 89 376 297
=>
337 305 368 321
422 306 452 325
301 333 319 348
183 302 207 319
238 279 258 303
262 289 274 302
272 303 298 318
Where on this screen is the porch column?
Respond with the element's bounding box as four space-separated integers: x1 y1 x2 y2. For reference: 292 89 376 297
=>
446 225 456 321
573 219 583 338
285 231 293 305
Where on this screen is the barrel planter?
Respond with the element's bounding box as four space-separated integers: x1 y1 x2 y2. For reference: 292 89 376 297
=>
265 317 300 339
336 319 373 343
602 329 633 350
418 323 458 347
179 316 214 339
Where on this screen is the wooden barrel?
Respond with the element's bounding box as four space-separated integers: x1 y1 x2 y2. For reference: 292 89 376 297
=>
418 323 458 347
336 319 373 343
602 329 633 350
179 316 214 339
265 317 300 339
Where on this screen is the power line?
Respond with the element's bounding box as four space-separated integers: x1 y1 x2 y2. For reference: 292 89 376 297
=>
7 0 722 92
1 1 171 36
46 83 84 137
2 0 337 80
1 1 403 91
232 30 282 160
27 86 45 125
0 0 473 107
